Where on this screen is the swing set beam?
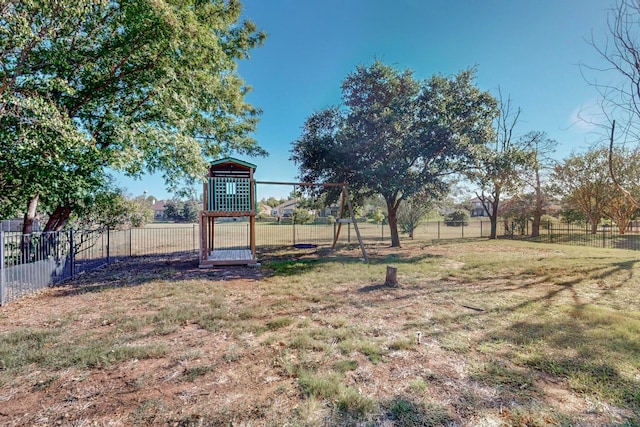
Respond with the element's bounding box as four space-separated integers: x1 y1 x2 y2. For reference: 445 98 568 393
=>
256 181 347 187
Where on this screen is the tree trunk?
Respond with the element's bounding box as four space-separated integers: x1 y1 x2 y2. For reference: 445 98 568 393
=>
531 214 541 238
44 203 72 232
20 194 39 262
489 199 499 239
22 194 39 235
385 265 398 287
590 220 598 234
489 216 497 239
44 205 65 232
480 190 499 239
387 203 401 247
531 168 543 238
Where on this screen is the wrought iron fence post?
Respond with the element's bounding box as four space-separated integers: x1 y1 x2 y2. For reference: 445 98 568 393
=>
129 228 132 257
1 231 5 306
437 221 440 239
69 229 75 279
106 226 110 264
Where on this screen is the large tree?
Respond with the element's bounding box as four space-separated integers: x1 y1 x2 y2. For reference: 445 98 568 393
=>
0 0 266 233
587 1 640 208
603 147 640 233
466 92 530 239
551 148 613 234
291 61 497 247
520 131 557 238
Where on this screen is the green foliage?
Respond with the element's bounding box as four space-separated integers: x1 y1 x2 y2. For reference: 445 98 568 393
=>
262 197 286 208
385 398 452 427
0 0 266 227
444 209 470 226
540 214 558 230
71 188 154 229
551 148 613 233
332 360 358 373
369 208 386 224
298 370 376 419
298 371 344 399
559 208 587 224
164 199 200 223
454 200 474 212
291 60 497 246
336 388 376 417
266 317 294 331
293 208 314 224
466 95 534 239
499 194 534 235
181 200 200 223
398 196 432 238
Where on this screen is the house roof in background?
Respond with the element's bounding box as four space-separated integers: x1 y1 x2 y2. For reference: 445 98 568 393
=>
274 200 296 210
151 200 167 211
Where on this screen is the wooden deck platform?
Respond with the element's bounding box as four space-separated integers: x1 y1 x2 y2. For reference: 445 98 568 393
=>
199 249 257 267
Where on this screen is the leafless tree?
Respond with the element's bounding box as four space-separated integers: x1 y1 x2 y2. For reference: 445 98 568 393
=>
520 131 557 238
467 89 529 239
586 1 640 206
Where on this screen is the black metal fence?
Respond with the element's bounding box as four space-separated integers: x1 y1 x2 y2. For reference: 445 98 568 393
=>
506 219 640 251
3 218 640 305
0 225 199 305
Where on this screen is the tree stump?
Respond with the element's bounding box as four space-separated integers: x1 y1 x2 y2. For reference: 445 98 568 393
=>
385 265 398 287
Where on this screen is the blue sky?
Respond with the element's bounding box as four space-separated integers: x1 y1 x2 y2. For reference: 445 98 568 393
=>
116 0 614 200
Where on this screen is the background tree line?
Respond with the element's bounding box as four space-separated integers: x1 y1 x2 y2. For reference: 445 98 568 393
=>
4 0 640 243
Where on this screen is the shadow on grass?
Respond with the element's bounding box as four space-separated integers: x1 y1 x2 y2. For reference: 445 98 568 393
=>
358 284 394 293
262 248 443 278
52 252 266 297
492 317 640 418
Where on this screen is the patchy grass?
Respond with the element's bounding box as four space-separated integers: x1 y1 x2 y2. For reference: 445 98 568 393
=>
0 240 639 426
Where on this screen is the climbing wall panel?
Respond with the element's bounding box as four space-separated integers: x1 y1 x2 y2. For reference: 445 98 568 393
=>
207 177 252 212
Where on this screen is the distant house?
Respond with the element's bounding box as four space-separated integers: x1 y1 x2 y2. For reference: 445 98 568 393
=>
258 204 272 217
319 204 340 218
151 199 167 221
271 200 297 217
470 198 490 217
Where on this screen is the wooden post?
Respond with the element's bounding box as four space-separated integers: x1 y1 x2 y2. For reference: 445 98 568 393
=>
203 181 208 211
343 186 368 261
385 265 398 287
249 175 256 259
331 190 347 249
199 212 207 263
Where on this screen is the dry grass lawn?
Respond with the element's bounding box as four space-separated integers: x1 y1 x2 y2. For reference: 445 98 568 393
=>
0 239 639 426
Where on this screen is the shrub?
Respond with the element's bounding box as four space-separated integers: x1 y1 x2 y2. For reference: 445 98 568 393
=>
293 208 314 224
540 214 558 230
444 209 470 227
